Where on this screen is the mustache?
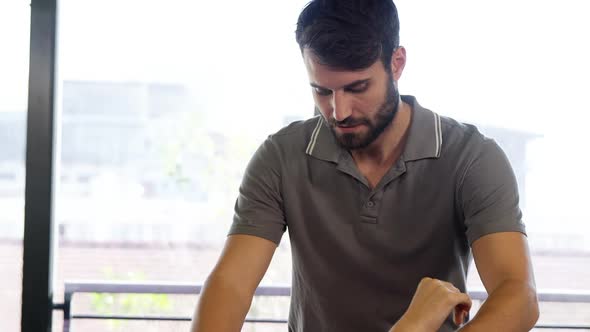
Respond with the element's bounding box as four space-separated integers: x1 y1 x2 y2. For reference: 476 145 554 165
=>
330 117 369 127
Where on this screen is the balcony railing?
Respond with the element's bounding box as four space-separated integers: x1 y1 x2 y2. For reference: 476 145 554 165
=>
53 281 590 331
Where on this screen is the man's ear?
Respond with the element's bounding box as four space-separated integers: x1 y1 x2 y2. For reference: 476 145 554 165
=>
390 46 407 81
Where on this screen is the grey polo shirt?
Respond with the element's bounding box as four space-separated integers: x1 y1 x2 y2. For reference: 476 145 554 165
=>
229 95 526 332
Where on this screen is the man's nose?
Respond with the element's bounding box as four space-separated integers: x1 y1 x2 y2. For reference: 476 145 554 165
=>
330 91 352 122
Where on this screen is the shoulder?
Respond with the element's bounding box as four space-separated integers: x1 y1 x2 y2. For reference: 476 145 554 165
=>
265 116 323 154
271 115 322 139
433 114 513 187
441 115 486 146
439 115 496 159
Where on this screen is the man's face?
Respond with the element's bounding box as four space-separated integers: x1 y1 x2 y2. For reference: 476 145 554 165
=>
303 49 400 150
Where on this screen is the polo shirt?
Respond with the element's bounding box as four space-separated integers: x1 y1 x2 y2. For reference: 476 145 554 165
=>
229 95 526 332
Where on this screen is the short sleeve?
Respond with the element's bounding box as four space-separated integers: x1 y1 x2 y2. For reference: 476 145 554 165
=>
228 137 286 245
460 139 527 246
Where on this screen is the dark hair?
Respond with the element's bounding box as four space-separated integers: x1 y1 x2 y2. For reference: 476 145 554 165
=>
295 0 400 71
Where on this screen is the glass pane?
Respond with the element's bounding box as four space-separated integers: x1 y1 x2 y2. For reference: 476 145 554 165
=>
0 1 30 331
396 0 590 325
54 0 590 329
55 0 310 329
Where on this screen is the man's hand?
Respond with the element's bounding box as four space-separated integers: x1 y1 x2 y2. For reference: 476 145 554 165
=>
390 277 472 332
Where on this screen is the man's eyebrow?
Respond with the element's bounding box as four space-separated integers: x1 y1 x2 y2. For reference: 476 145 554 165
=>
309 79 371 90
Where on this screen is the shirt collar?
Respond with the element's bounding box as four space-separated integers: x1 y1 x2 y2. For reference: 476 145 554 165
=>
305 115 341 163
305 95 443 163
401 95 443 162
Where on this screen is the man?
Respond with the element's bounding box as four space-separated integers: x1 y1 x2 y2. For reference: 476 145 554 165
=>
191 0 539 331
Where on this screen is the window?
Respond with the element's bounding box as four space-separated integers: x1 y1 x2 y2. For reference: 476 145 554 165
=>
0 1 30 331
396 0 590 327
39 0 590 330
54 0 311 330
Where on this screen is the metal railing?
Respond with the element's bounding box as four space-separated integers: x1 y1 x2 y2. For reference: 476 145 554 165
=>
53 281 590 331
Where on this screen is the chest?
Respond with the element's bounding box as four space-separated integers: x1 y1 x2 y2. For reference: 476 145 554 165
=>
285 158 461 237
283 159 469 291
354 151 404 189
357 163 392 189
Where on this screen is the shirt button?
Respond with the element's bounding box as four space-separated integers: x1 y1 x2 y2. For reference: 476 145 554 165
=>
366 201 375 208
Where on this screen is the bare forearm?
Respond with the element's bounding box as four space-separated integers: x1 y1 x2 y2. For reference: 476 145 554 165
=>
190 275 252 332
460 280 539 332
389 317 422 332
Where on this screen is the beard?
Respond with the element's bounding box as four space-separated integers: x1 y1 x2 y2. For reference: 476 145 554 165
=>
328 74 400 150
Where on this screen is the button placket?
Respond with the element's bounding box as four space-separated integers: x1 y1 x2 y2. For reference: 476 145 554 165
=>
360 190 382 224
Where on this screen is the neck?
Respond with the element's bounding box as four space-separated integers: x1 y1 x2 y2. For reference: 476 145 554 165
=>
350 100 412 166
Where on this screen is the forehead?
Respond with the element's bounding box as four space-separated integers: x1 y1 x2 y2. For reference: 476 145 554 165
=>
302 48 385 88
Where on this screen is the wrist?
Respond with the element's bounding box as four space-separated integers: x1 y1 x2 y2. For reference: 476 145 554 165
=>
389 316 427 332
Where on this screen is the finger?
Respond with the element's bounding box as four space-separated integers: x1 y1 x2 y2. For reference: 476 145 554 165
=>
453 307 462 325
439 280 461 293
452 299 472 325
457 302 472 312
417 277 434 289
457 294 472 311
445 292 472 312
453 304 470 325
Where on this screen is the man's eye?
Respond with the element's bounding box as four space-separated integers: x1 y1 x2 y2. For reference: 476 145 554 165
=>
314 88 332 96
346 83 368 93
